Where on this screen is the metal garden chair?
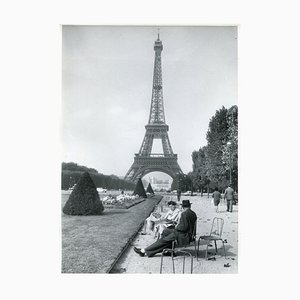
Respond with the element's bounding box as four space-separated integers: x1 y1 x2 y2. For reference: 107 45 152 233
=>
197 217 227 260
160 249 193 274
159 221 197 274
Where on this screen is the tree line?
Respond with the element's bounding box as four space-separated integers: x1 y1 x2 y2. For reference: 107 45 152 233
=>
191 105 238 193
61 162 135 191
171 105 238 194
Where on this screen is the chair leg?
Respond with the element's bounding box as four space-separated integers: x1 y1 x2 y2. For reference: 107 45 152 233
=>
197 239 200 261
161 249 176 273
156 232 160 241
205 243 209 260
154 226 159 239
175 251 193 274
222 240 227 259
171 251 175 274
160 253 164 273
214 240 218 254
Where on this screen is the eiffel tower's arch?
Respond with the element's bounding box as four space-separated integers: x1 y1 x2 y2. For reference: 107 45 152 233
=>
124 33 183 183
130 166 176 183
142 171 173 192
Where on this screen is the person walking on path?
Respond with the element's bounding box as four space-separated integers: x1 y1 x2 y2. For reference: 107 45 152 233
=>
177 189 181 202
212 187 222 212
224 184 234 212
133 200 197 257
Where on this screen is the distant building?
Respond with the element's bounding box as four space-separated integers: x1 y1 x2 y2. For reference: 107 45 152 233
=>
150 177 171 191
143 176 172 191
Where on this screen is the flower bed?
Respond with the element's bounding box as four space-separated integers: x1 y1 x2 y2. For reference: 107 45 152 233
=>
102 193 153 209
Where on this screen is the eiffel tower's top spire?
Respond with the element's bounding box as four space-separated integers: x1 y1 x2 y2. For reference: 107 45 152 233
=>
154 29 163 52
149 31 165 124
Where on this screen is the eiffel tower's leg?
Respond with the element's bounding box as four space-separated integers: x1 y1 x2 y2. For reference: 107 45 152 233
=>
124 160 147 182
161 133 174 155
138 133 154 156
124 164 135 181
169 163 183 177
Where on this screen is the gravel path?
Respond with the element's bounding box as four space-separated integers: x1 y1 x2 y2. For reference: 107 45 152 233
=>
112 194 238 274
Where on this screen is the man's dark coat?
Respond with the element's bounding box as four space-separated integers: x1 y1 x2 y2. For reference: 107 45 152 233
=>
145 207 197 257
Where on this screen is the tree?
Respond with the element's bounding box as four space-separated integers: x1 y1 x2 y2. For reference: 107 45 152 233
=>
61 162 135 191
191 105 238 193
133 178 147 198
62 162 98 174
206 106 229 187
186 172 195 194
63 172 104 215
192 146 210 196
221 105 238 190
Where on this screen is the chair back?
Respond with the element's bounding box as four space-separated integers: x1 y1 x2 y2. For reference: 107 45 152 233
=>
209 217 224 238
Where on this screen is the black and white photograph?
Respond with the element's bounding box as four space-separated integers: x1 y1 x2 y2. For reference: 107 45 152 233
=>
62 25 238 274
2 0 299 298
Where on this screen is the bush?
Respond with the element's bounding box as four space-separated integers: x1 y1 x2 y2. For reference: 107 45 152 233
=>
63 172 104 215
133 178 147 198
146 183 154 194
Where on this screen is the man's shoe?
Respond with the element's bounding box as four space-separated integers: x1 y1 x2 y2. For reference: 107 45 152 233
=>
133 247 145 257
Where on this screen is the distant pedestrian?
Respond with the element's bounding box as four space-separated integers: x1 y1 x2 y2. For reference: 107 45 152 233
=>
212 187 222 212
224 184 234 212
177 189 181 201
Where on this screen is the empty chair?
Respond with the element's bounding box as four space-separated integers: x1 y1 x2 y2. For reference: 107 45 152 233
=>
160 249 193 274
160 221 197 273
197 217 226 260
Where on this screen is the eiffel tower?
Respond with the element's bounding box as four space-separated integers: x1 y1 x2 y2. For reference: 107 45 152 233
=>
124 32 183 182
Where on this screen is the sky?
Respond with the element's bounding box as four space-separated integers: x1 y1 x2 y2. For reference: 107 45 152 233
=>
62 26 237 179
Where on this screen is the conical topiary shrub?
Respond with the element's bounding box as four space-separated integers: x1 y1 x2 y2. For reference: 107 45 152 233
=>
133 178 147 198
146 183 154 194
63 172 104 215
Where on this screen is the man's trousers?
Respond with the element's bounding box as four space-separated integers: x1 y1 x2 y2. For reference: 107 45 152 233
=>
227 199 233 212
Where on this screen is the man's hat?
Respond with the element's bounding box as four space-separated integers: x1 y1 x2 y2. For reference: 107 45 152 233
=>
168 200 177 206
181 200 192 207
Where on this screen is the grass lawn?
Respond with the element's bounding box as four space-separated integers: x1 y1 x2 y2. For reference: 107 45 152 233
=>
61 193 163 273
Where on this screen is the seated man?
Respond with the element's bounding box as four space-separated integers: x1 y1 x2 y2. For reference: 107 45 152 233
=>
141 200 181 235
134 200 197 257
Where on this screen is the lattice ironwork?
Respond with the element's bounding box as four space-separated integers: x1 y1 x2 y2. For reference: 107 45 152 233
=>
124 33 183 182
